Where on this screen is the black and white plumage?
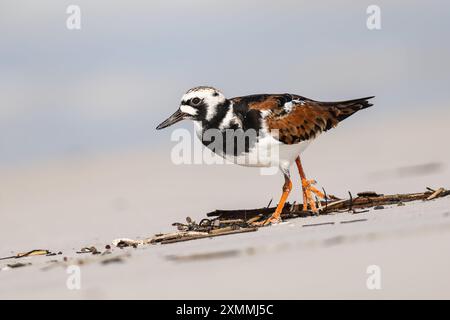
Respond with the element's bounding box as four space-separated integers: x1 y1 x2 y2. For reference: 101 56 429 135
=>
157 86 374 224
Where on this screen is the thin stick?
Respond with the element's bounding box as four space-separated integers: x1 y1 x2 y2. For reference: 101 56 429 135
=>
160 228 258 245
427 187 445 201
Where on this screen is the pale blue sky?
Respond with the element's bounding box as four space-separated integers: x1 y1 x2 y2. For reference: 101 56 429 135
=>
1 0 449 166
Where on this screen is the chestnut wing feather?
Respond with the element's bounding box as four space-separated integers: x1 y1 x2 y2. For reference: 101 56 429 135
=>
245 94 374 145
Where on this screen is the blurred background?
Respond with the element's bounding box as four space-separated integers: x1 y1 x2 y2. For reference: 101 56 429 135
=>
1 0 449 250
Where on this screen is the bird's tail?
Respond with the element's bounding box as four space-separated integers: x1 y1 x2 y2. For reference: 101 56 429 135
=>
320 96 374 122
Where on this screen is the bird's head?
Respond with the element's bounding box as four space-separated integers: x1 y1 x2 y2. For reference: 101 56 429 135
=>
156 86 226 130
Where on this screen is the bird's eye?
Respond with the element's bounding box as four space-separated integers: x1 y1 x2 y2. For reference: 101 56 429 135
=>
191 98 201 106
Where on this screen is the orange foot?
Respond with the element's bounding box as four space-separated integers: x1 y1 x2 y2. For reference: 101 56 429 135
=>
253 177 292 226
301 178 326 213
296 156 327 214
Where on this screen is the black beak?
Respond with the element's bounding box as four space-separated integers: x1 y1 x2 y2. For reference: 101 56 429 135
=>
156 109 187 130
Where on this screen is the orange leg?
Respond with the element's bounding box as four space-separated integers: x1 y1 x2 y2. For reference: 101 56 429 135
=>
295 156 325 213
259 175 292 225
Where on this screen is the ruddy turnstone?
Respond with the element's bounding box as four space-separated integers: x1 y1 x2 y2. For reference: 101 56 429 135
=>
157 86 374 224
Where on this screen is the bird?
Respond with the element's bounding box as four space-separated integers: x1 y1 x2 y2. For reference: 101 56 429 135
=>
156 86 374 225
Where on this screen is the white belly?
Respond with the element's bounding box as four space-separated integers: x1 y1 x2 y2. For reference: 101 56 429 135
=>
193 121 311 169
223 135 311 169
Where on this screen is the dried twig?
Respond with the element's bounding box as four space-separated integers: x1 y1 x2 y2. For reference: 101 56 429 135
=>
160 227 258 245
427 187 445 201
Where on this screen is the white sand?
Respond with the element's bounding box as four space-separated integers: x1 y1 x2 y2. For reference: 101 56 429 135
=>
1 195 449 299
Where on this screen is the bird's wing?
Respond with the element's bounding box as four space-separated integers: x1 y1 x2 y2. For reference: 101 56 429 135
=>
236 94 374 145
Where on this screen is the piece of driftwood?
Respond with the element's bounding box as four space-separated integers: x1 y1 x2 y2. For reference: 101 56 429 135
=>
110 227 258 248
112 232 217 247
150 231 209 244
159 227 258 245
206 187 450 222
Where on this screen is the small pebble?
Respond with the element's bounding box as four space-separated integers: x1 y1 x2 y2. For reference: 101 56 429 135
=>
374 205 385 210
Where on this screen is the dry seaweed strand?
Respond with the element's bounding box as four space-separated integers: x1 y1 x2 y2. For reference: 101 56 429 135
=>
0 249 51 261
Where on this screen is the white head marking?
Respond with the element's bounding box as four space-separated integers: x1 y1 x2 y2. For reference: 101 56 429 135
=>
181 86 226 121
180 104 198 116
